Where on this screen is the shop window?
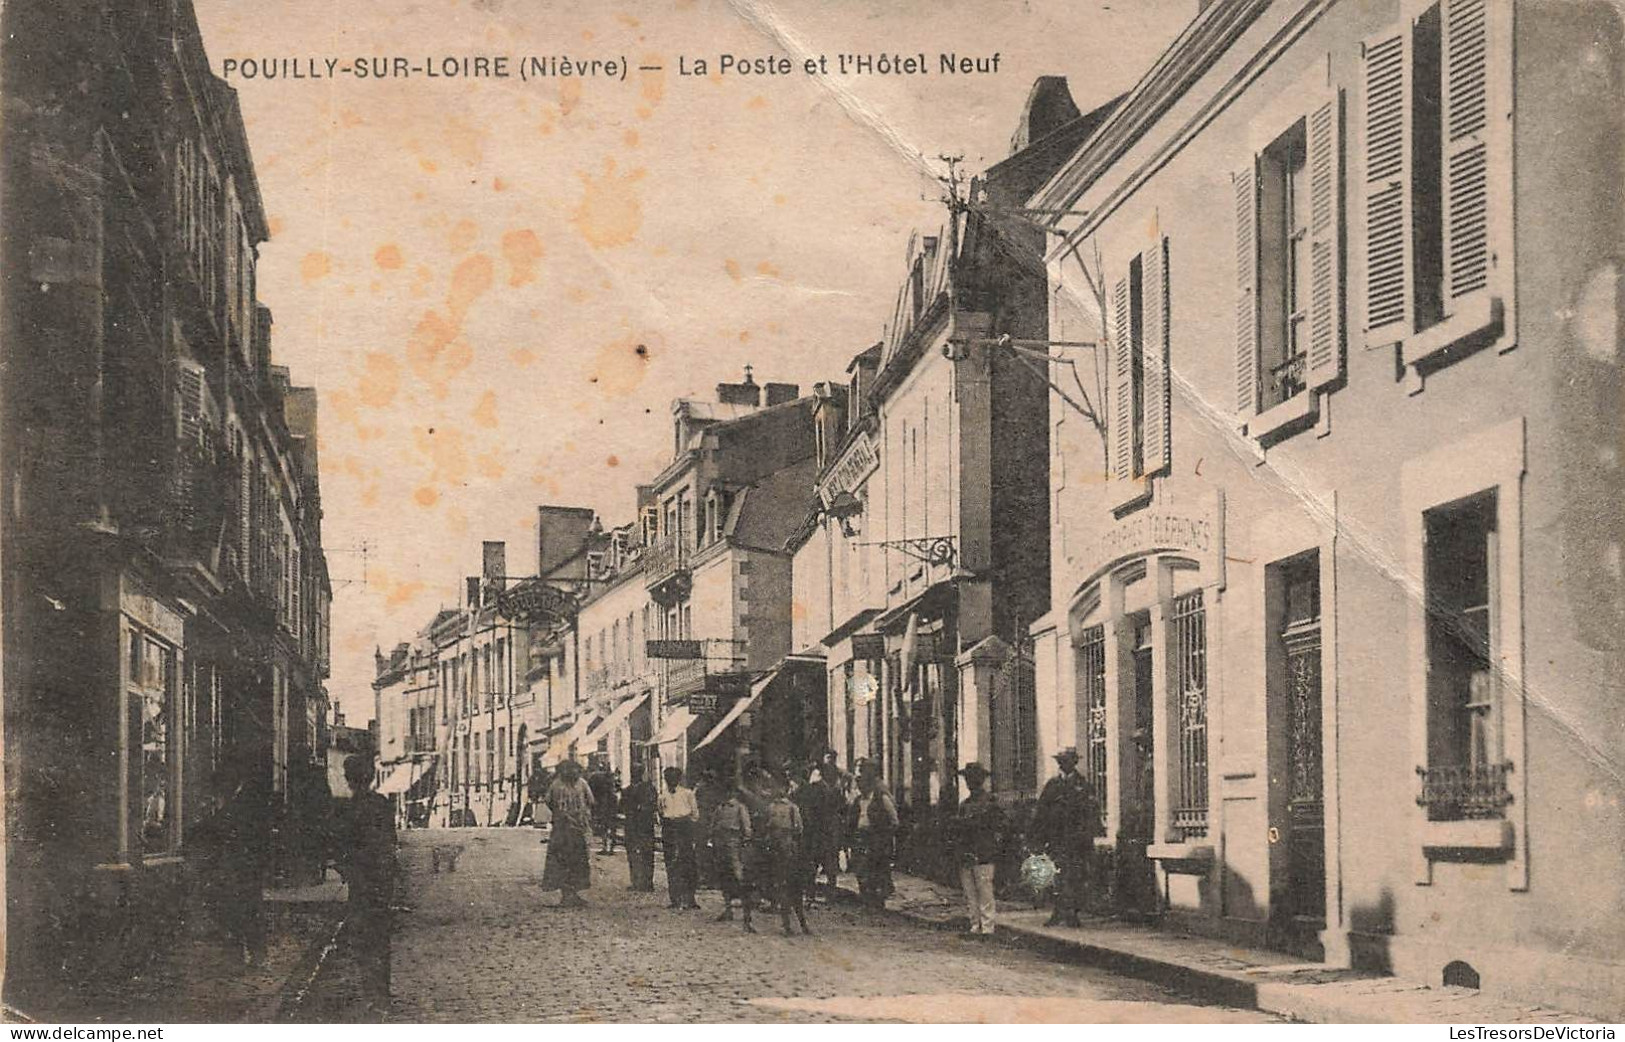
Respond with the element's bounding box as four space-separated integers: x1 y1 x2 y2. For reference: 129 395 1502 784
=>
1362 0 1511 375
128 632 177 856
1419 489 1509 821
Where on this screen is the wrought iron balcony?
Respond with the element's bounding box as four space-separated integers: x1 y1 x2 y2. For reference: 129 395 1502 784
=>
643 538 692 604
1416 761 1513 821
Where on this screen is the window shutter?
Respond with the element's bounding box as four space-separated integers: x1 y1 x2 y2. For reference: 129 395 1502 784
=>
1306 93 1345 391
1362 28 1413 345
1441 0 1491 304
1142 236 1171 474
175 359 208 447
1110 276 1133 482
1233 163 1258 420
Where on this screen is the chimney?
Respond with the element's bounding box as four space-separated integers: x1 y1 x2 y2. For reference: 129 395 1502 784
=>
715 364 761 407
1009 76 1082 155
537 505 598 578
482 541 506 593
466 576 481 610
764 382 800 407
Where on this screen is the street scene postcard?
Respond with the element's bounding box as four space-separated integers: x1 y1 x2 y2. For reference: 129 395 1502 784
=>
2 0 1623 1029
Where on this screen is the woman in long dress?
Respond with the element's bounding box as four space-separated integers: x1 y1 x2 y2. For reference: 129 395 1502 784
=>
542 759 595 907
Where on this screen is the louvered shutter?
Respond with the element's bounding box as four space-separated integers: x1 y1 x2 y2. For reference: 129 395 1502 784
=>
1233 163 1259 420
1442 0 1491 305
1362 28 1412 345
1110 276 1133 482
1142 236 1171 474
176 360 207 447
1306 93 1344 390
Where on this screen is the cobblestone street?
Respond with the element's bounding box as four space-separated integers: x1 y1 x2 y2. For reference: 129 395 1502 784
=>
301 828 1277 1023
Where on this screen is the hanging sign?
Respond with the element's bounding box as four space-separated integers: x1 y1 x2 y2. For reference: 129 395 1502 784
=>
647 639 703 660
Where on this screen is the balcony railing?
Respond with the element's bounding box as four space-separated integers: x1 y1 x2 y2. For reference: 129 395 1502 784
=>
643 538 692 603
1416 762 1513 821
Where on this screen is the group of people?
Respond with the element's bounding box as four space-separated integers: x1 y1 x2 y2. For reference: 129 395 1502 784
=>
538 751 901 936
949 746 1102 936
541 745 1102 941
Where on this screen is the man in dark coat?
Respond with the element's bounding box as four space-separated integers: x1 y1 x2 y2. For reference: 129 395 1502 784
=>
1033 746 1100 928
794 761 844 901
620 765 658 892
847 771 897 908
335 754 398 1014
587 765 619 854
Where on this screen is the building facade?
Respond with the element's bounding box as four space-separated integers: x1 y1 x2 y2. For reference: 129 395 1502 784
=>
1 0 332 1005
1030 0 1624 1017
788 80 1111 876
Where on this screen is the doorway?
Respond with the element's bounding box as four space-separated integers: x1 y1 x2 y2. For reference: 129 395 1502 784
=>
1117 610 1160 918
1270 551 1326 946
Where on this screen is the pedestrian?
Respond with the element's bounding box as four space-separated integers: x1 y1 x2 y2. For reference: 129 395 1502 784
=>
763 774 812 936
847 771 897 908
620 765 659 892
658 766 702 910
709 785 756 931
796 762 845 901
542 759 595 908
587 764 619 855
692 768 724 890
188 760 271 969
334 753 398 1015
1033 747 1100 928
951 762 1004 935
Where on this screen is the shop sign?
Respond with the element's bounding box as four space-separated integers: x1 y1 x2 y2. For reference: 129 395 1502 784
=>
817 431 879 508
495 580 579 624
121 578 186 645
689 693 720 714
647 639 702 659
851 633 886 660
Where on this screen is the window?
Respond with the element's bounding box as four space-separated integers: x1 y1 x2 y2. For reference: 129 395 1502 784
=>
1236 86 1343 434
1110 235 1170 498
128 630 177 856
485 730 495 788
1419 490 1508 821
1259 119 1310 409
1362 0 1510 374
1171 590 1209 840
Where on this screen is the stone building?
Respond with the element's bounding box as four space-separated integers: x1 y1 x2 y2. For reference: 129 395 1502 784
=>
1 0 331 1006
1030 0 1624 1017
787 78 1115 874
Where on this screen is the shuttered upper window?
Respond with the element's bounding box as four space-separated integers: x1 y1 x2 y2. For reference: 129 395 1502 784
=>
1235 88 1344 441
1108 234 1170 508
1362 0 1512 378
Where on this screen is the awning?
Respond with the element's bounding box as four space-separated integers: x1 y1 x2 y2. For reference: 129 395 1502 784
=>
376 764 413 795
580 691 649 748
644 706 695 746
540 710 601 767
873 579 958 632
693 668 779 751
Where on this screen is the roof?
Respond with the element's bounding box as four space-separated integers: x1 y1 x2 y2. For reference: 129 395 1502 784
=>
728 455 821 552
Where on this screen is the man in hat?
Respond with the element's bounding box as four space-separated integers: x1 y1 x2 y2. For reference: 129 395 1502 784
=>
951 762 1004 935
1033 747 1100 928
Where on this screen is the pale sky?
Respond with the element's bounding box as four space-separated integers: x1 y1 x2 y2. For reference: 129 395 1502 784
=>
190 0 1195 724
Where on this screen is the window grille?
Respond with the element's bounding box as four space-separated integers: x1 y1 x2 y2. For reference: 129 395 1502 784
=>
1079 625 1108 824
1172 590 1209 840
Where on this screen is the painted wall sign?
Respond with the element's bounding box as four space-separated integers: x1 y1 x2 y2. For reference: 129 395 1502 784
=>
817 430 879 508
1072 494 1225 589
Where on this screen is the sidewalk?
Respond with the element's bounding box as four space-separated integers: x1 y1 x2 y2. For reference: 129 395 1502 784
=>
847 871 1601 1025
20 877 348 1024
